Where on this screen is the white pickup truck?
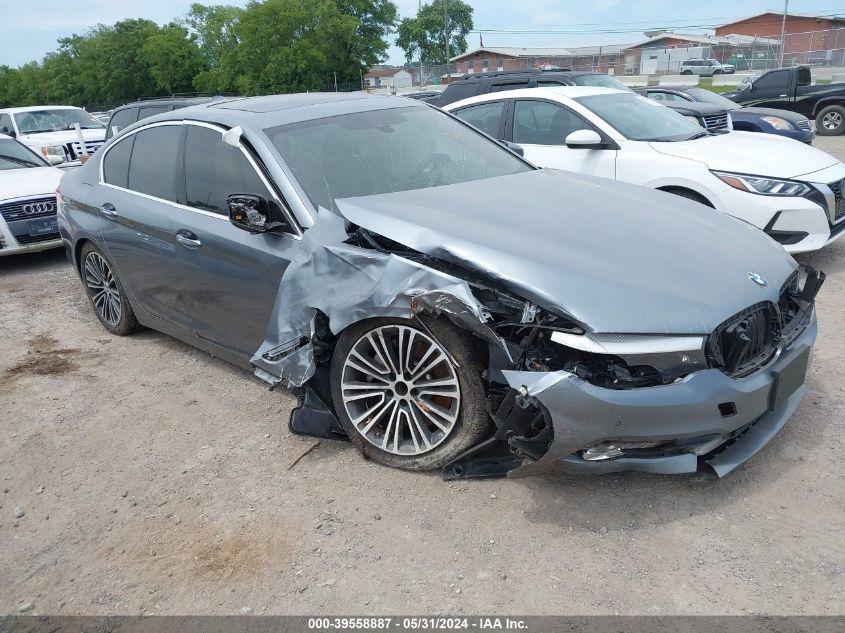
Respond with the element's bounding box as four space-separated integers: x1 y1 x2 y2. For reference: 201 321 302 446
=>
0 106 106 168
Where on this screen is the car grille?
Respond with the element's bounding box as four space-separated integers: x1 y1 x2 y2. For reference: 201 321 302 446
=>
15 232 60 245
830 179 845 223
64 140 104 160
708 273 812 379
701 112 729 131
795 119 813 131
0 196 57 221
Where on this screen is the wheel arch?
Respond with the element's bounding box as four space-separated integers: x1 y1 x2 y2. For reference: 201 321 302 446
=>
655 185 716 207
812 98 845 118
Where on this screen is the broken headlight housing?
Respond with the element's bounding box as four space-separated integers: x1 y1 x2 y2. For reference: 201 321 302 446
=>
547 331 708 389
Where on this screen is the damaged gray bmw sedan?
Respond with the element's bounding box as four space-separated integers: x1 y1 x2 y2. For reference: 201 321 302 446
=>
57 93 824 479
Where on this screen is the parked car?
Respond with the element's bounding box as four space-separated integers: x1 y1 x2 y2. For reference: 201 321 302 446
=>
680 58 735 76
89 111 112 125
636 93 733 132
445 87 845 253
640 86 815 144
435 68 631 108
0 106 106 168
403 91 442 104
105 95 229 140
59 93 822 479
0 134 63 256
724 66 845 136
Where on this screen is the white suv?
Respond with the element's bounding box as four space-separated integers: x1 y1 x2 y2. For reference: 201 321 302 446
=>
0 106 106 168
680 59 735 76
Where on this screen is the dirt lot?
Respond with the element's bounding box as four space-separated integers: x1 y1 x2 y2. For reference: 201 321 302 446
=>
1 137 844 617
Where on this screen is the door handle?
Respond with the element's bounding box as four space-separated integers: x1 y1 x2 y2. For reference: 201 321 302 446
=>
176 230 202 249
100 203 117 219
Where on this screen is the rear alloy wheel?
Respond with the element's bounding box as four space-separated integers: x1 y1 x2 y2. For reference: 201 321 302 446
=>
816 105 845 136
80 243 140 336
330 317 490 471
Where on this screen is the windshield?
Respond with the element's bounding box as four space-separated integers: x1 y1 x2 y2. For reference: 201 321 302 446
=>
265 105 532 212
572 74 631 91
684 87 739 110
13 109 105 134
575 93 705 141
0 138 48 170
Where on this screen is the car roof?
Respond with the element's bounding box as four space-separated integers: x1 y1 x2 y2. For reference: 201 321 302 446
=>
118 92 423 132
443 85 627 109
112 96 225 111
0 105 85 113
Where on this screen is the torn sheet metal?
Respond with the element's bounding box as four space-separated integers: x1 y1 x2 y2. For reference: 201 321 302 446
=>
250 208 504 388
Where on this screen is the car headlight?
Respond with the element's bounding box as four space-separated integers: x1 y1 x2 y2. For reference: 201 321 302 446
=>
760 116 794 131
40 145 66 165
685 115 703 127
712 171 812 196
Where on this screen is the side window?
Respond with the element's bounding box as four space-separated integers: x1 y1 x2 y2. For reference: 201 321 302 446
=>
0 113 14 135
184 125 272 215
538 80 567 87
107 108 138 139
102 136 135 188
650 92 686 102
491 81 530 92
127 125 184 203
753 70 789 91
453 101 506 138
513 100 592 146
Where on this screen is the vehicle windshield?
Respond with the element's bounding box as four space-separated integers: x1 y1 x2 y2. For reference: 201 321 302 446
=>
0 138 47 170
571 74 631 91
684 87 740 110
13 109 105 134
265 105 532 212
575 92 706 141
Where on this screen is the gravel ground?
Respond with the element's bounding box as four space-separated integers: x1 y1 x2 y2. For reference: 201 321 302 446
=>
1 137 844 617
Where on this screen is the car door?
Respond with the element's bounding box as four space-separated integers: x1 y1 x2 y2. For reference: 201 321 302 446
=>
507 98 616 178
166 122 301 357
744 69 793 109
96 122 186 322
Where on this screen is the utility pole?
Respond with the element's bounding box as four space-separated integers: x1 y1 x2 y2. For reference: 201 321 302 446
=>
444 0 450 78
778 0 789 67
334 71 338 92
419 0 423 87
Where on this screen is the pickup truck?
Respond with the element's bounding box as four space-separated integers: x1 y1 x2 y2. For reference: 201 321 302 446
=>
724 66 845 136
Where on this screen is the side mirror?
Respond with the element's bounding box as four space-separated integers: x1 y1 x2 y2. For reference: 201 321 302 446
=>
2 128 15 138
228 194 289 235
500 140 524 156
565 129 605 149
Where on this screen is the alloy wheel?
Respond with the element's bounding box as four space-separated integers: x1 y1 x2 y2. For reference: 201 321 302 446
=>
822 111 843 130
339 324 461 456
84 251 122 327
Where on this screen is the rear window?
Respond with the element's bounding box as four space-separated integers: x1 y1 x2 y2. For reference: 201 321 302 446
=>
107 108 138 139
438 82 481 106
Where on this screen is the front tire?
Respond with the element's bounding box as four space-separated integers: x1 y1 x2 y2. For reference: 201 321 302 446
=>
330 317 491 471
816 105 845 136
80 242 141 336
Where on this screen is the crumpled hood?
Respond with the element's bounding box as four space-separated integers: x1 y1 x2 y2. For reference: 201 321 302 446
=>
336 169 796 335
0 166 62 202
649 131 838 178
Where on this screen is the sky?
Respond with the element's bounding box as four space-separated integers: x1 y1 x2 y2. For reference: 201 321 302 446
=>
1 0 842 68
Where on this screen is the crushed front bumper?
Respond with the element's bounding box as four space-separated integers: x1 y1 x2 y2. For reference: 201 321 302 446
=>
493 316 816 478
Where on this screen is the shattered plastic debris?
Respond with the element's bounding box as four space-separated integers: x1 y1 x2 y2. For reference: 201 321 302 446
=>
250 208 504 388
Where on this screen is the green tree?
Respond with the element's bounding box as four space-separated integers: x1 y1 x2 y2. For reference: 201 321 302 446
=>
325 0 398 85
185 3 243 92
396 0 473 65
143 24 206 94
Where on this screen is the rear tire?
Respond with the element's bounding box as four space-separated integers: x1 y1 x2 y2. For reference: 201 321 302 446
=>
80 242 141 336
330 316 491 471
816 105 845 136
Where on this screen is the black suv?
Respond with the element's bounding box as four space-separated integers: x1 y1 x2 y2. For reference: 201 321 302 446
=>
435 69 630 107
105 95 231 140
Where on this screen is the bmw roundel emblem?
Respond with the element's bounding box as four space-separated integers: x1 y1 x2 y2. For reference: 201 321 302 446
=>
747 271 768 287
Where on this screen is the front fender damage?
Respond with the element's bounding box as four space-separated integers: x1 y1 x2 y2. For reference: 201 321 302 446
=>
249 208 531 461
